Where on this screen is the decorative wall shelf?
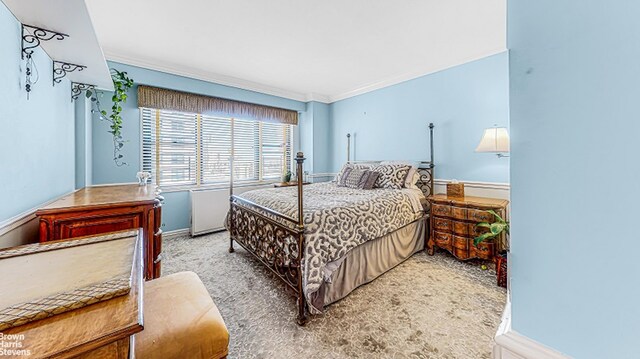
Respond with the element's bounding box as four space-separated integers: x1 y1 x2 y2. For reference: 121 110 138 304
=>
3 0 114 91
71 83 95 101
53 61 87 85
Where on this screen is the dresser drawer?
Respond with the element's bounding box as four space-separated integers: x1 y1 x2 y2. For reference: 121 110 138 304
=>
452 221 469 236
432 204 451 217
453 235 469 250
451 207 467 220
433 231 452 248
467 209 494 222
471 241 495 260
453 247 470 260
433 217 452 232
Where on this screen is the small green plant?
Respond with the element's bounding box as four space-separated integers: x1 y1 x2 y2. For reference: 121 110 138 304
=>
474 210 510 246
282 170 292 182
87 69 134 166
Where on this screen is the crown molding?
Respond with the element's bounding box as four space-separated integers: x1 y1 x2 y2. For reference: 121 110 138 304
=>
328 48 508 103
105 48 506 105
104 50 320 103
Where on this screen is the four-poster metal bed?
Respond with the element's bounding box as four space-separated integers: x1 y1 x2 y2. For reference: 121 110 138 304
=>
227 123 435 325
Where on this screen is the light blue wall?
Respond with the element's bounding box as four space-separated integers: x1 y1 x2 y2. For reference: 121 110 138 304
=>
91 62 307 231
298 101 331 175
0 2 75 222
299 102 315 172
312 102 331 173
509 1 640 358
75 98 92 189
328 52 510 183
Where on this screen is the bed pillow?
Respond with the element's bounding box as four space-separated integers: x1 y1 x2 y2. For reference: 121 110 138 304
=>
338 167 365 188
407 171 421 190
338 168 380 189
371 163 412 189
334 163 373 183
361 170 380 190
380 160 418 188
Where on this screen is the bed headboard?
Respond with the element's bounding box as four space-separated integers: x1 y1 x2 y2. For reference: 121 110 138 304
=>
346 123 435 209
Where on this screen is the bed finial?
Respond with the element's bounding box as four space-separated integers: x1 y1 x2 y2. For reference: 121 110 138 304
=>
346 133 351 163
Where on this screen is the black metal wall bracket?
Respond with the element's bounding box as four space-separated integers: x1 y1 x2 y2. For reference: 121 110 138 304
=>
53 61 86 85
21 24 68 59
71 82 95 101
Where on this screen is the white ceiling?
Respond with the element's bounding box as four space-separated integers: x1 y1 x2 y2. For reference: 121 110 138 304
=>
86 0 506 103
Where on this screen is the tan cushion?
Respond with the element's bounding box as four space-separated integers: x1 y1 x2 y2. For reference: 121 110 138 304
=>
135 271 229 359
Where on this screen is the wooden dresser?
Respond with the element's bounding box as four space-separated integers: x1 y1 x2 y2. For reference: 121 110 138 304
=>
427 194 508 261
36 184 163 280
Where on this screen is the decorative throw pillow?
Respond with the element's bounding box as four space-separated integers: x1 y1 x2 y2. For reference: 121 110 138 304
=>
338 167 367 188
361 170 380 190
380 161 418 188
371 164 412 189
334 163 373 183
338 168 380 189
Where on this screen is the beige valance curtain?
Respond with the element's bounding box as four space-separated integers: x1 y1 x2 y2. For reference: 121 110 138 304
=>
137 85 298 125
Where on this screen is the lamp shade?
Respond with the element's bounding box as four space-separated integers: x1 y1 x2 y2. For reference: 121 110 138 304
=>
475 127 510 153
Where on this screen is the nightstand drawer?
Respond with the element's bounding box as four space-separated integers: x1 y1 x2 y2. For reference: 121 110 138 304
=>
433 217 452 231
452 221 469 236
451 207 467 220
470 241 495 260
432 204 451 217
453 235 469 250
453 247 470 260
467 209 494 222
433 231 452 248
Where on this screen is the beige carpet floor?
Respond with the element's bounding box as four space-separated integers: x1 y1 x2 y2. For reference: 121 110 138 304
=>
162 231 506 359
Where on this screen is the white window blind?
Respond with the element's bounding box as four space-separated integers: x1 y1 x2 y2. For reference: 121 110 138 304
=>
142 108 293 188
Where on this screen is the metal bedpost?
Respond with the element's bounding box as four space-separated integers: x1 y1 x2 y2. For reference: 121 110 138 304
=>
429 123 435 192
295 151 307 325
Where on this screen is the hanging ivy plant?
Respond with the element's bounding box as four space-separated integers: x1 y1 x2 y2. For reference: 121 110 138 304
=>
86 69 134 166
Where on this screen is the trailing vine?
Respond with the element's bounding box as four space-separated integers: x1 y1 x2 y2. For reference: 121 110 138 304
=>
86 69 134 166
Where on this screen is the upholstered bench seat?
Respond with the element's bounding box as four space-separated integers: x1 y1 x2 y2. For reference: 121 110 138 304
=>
135 271 229 359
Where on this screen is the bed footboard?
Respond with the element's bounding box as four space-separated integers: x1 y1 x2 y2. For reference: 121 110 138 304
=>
228 152 308 325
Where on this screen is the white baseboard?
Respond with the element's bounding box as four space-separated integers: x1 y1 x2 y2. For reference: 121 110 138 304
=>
493 301 571 359
163 228 191 239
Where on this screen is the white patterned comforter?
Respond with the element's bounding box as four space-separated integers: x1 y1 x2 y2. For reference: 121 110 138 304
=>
233 182 425 314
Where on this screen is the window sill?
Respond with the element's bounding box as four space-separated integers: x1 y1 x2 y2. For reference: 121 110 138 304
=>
159 180 281 193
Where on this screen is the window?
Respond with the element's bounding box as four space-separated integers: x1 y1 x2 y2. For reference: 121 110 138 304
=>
142 108 293 187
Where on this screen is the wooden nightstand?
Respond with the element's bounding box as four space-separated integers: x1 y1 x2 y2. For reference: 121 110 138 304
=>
273 182 311 188
427 194 509 262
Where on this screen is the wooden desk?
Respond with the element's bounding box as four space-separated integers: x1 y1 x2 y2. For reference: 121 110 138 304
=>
36 184 163 280
1 230 143 358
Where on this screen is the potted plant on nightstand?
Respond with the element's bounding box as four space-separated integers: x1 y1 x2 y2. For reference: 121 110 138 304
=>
474 210 510 288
